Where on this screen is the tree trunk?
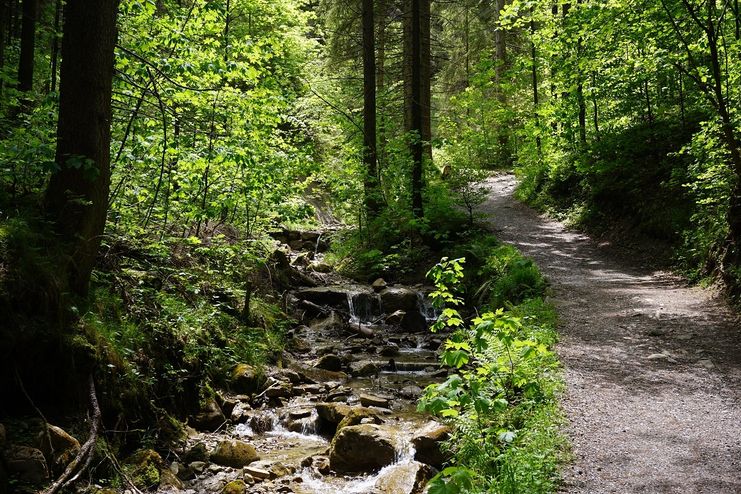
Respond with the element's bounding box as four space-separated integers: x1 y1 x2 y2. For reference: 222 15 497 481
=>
530 15 541 154
405 0 428 219
376 0 387 178
17 0 37 93
43 0 119 297
48 0 61 93
362 0 380 219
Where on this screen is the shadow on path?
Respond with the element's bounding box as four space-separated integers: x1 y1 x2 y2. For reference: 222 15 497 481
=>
481 174 741 494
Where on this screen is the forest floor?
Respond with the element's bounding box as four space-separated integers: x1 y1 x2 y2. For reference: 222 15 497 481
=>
481 174 741 494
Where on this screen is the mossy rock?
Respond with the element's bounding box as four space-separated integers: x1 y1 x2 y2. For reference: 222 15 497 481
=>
231 364 266 395
123 449 163 490
223 479 247 494
210 440 259 468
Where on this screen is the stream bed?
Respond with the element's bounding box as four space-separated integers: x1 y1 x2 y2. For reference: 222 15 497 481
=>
155 242 450 494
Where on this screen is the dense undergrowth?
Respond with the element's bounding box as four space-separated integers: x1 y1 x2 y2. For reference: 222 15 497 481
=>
418 234 565 494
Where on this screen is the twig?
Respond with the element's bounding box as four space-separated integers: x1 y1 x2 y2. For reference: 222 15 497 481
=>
41 375 101 494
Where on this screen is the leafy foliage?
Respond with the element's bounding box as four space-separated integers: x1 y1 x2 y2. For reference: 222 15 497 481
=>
420 251 565 493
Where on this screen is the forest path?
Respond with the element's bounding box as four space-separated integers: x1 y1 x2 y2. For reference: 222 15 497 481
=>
480 174 741 494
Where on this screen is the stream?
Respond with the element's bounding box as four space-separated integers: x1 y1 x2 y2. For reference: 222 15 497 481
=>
157 235 449 494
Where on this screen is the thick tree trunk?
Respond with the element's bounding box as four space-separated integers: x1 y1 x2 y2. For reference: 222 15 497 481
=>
362 0 380 219
44 0 119 297
17 0 36 93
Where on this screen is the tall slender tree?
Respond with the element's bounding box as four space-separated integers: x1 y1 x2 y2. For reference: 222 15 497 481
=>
44 0 120 296
17 0 37 93
362 0 380 219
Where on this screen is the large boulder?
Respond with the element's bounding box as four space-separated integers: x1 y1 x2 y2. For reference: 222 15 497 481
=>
231 364 266 395
328 424 400 473
3 445 48 484
380 287 419 314
295 287 351 310
189 399 226 432
374 461 435 494
412 422 452 469
37 424 81 476
400 310 427 333
210 440 259 468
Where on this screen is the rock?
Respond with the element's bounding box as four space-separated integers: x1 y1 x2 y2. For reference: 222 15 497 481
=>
265 381 293 399
183 442 208 463
246 412 274 433
289 409 313 420
169 461 194 481
385 310 406 326
349 360 379 377
301 455 331 475
359 394 391 409
189 399 226 432
292 252 313 267
309 261 332 273
374 461 435 494
0 461 7 494
316 403 354 426
273 369 303 384
315 354 343 372
371 278 388 292
0 423 5 448
244 465 271 480
400 311 427 332
230 401 252 423
328 424 400 473
189 461 207 474
400 385 423 399
380 287 419 314
232 364 266 395
295 287 349 309
301 231 321 242
37 424 81 475
293 383 324 396
3 445 49 484
218 395 239 418
210 440 259 468
223 479 247 494
336 408 382 433
310 312 348 333
412 422 452 469
269 462 293 478
159 467 184 490
123 449 164 490
379 344 400 357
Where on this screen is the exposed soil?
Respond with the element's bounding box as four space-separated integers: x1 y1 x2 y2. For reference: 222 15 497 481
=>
481 174 741 494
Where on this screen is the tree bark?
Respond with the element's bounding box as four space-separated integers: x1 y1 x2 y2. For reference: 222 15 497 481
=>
405 0 427 218
43 0 119 297
362 0 381 219
17 0 37 93
48 0 61 93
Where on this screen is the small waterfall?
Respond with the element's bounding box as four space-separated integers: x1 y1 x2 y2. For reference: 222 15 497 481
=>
300 409 320 435
346 290 381 324
416 291 439 323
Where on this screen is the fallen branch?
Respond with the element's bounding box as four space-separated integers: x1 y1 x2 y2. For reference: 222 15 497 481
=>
41 375 101 494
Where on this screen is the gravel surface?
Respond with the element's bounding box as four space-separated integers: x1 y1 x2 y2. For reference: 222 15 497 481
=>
481 174 741 494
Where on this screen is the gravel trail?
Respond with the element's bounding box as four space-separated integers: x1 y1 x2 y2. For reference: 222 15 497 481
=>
481 174 741 494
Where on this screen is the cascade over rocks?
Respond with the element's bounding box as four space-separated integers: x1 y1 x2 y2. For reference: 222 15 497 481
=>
374 460 435 494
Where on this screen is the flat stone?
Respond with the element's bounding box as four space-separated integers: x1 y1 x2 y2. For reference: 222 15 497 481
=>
359 394 391 408
244 466 271 480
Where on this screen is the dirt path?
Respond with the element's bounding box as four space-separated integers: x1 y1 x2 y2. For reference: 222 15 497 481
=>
481 174 741 494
